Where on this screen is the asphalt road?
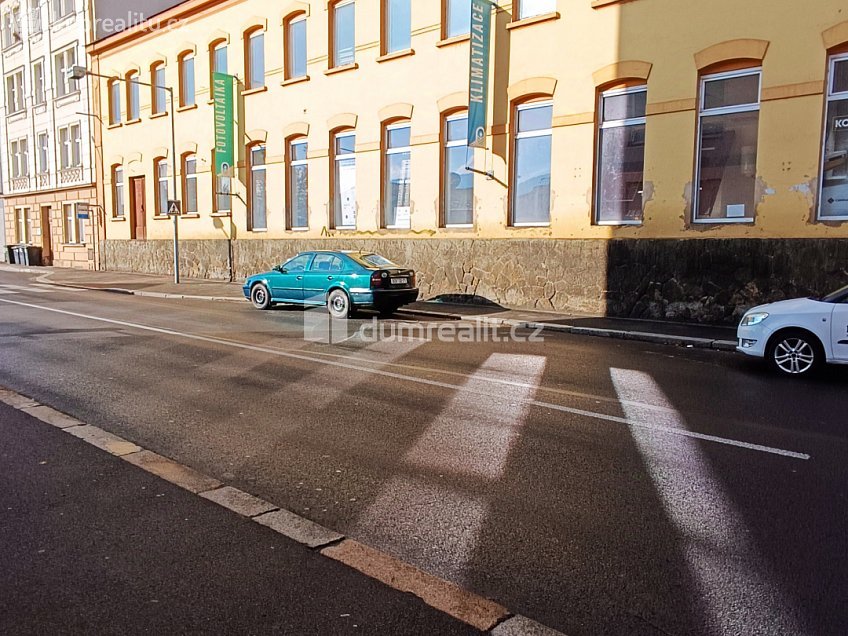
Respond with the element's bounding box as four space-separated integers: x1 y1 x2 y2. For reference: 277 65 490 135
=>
1 271 846 635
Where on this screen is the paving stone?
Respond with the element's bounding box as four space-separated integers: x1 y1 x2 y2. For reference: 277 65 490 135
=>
199 486 277 518
65 425 141 456
253 509 343 549
123 450 222 494
0 390 39 409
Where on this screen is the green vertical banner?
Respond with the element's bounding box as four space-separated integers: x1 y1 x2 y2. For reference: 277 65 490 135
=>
213 72 235 177
467 0 492 149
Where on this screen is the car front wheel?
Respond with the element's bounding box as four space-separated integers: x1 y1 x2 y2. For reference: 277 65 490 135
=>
250 283 272 310
767 330 822 377
327 289 352 319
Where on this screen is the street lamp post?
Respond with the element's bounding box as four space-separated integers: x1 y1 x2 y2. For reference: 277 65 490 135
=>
70 65 181 284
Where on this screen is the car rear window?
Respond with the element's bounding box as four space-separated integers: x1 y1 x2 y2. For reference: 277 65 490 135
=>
348 253 399 269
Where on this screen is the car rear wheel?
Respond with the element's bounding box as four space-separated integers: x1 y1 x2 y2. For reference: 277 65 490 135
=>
250 283 272 310
767 330 822 377
327 289 352 319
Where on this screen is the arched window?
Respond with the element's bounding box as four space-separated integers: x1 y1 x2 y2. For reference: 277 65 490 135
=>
245 27 265 90
331 129 356 229
382 119 411 228
151 62 167 115
248 143 267 230
182 153 198 214
179 51 196 107
108 79 121 125
442 110 473 226
126 71 140 121
285 13 307 79
210 39 228 82
331 1 355 68
287 136 309 229
511 99 553 226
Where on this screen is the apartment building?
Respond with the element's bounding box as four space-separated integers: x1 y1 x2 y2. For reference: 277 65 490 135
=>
88 0 848 321
1 0 97 268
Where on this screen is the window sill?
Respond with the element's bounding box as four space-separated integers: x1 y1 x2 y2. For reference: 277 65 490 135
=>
153 215 170 220
289 227 310 232
509 222 551 228
592 0 632 7
436 34 470 48
444 224 474 229
282 75 310 86
151 111 169 120
250 228 268 233
692 217 755 225
107 122 122 130
324 63 358 76
506 12 561 30
177 103 198 112
61 243 86 247
377 48 415 63
125 118 142 126
180 213 200 219
55 91 81 106
384 225 412 231
211 212 232 217
596 220 643 226
242 85 268 97
111 216 126 222
333 226 357 231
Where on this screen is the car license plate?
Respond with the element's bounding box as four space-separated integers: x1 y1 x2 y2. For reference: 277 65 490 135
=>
391 277 408 285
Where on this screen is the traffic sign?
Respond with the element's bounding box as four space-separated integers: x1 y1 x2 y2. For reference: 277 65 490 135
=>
76 202 91 219
167 200 182 216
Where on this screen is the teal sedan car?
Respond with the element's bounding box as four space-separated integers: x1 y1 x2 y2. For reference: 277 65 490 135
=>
243 250 419 318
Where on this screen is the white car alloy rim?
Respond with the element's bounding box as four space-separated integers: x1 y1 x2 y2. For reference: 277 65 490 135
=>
774 338 815 374
331 294 346 313
253 287 266 305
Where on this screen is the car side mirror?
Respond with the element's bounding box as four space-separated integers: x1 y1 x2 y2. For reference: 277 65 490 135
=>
274 265 287 273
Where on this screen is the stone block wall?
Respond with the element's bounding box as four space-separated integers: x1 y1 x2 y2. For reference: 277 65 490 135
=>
103 238 848 325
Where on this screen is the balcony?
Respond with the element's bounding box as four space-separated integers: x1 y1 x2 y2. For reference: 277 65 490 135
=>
10 176 30 192
58 166 84 185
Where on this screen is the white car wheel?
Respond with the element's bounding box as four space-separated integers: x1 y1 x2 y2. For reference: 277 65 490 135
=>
767 330 821 377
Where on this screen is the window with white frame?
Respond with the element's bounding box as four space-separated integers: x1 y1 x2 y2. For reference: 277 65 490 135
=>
10 138 29 178
156 159 169 216
152 63 166 114
443 112 474 226
5 69 25 113
58 124 81 169
109 80 121 124
819 53 848 221
518 0 556 20
288 138 309 229
182 154 198 214
63 203 85 245
15 208 30 243
51 0 74 22
246 29 265 90
37 132 49 174
33 60 45 105
694 68 761 222
512 101 552 225
29 0 42 34
383 122 411 228
333 131 356 229
384 0 410 54
180 52 195 107
286 14 307 79
113 166 125 218
249 145 267 230
2 6 21 48
332 0 355 68
127 72 140 120
54 45 78 97
596 86 647 225
446 0 471 38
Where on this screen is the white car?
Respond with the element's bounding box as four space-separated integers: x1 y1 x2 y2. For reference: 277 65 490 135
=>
737 285 848 377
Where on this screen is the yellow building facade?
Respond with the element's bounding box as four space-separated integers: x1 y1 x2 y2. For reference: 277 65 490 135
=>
89 0 848 321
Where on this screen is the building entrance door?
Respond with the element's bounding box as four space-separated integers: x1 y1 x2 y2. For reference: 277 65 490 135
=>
40 206 53 265
129 176 147 240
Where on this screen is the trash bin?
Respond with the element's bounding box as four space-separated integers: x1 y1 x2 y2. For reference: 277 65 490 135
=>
24 246 42 266
5 245 15 264
11 245 24 265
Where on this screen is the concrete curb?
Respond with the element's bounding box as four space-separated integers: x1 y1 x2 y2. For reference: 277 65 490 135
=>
396 309 738 352
0 384 567 636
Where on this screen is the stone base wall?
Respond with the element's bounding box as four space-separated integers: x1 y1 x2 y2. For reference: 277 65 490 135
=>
103 238 848 325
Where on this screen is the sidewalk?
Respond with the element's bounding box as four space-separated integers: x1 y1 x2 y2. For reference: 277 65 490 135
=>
1 264 738 351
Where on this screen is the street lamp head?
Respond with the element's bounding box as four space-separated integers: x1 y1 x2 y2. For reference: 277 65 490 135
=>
68 65 88 81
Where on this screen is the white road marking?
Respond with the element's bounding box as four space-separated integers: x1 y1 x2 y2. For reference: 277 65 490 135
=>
0 297 811 460
355 354 546 585
610 368 810 635
0 284 52 293
0 290 20 295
